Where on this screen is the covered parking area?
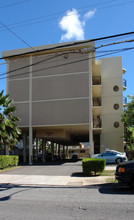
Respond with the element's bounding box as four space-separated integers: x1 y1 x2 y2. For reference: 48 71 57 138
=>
22 124 90 164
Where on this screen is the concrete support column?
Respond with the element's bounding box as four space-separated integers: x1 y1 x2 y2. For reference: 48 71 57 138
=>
29 56 33 165
36 138 38 163
89 52 94 157
66 146 68 159
63 145 65 159
42 139 46 163
23 133 27 163
58 144 60 159
56 143 58 155
29 128 33 165
51 142 54 161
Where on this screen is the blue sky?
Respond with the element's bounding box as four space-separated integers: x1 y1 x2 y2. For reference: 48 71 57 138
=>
0 0 134 98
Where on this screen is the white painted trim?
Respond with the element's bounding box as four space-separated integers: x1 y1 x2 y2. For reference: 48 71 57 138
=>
19 122 89 128
13 101 29 104
8 71 88 82
9 77 29 82
32 97 89 103
32 71 89 79
13 97 89 104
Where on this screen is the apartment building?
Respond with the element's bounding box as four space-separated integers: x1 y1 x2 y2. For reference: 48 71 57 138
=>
2 40 126 164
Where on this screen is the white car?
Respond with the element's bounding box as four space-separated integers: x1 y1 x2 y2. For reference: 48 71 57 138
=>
94 150 127 164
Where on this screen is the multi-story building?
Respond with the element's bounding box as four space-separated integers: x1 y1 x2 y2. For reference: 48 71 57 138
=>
2 40 126 164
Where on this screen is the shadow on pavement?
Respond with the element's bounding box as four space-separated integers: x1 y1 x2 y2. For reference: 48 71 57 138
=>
0 182 134 202
99 183 134 195
71 172 100 177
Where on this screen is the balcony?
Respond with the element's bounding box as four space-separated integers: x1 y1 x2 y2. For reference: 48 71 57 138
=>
93 118 102 128
123 96 127 107
122 68 126 74
123 79 127 91
93 98 101 106
92 76 101 85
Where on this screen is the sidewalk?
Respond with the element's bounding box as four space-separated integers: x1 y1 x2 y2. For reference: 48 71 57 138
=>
0 164 116 187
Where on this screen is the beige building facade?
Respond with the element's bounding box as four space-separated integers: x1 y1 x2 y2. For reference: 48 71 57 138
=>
2 40 126 164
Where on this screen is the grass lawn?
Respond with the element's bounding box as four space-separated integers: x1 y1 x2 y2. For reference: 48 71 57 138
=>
100 170 115 176
100 169 117 183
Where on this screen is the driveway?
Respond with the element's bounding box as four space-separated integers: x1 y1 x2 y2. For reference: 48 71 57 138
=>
0 161 116 176
0 161 83 176
0 161 116 186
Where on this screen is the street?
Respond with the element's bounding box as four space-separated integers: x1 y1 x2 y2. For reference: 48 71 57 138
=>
0 183 134 220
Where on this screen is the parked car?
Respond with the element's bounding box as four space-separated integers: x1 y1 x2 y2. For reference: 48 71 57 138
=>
72 153 78 160
94 150 127 164
38 153 59 161
115 160 134 189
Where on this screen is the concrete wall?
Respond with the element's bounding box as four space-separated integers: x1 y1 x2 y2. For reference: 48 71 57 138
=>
7 52 90 127
100 56 124 152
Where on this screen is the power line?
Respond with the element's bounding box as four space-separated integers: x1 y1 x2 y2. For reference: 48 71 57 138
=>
1 46 134 81
0 0 32 9
0 20 35 51
0 51 77 77
0 0 118 29
0 0 133 32
0 31 134 79
95 39 134 49
1 30 134 61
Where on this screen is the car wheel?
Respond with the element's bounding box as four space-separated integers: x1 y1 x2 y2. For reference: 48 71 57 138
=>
116 158 122 164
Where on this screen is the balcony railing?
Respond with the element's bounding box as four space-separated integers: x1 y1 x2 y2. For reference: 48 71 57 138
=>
123 79 127 87
93 118 102 128
93 98 101 106
123 96 127 105
92 76 101 85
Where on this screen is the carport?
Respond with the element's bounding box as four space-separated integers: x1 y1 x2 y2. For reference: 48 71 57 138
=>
22 124 90 164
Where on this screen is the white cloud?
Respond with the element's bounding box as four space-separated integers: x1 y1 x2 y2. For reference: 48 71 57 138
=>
59 8 96 42
59 9 84 42
84 9 96 20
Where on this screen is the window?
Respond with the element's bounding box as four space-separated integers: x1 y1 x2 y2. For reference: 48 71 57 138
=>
114 104 119 110
103 152 112 156
113 85 119 92
80 150 85 153
114 121 120 128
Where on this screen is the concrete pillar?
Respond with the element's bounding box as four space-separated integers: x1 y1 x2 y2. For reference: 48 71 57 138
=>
58 144 60 159
66 146 68 158
29 128 33 165
36 138 38 163
23 133 27 163
29 56 33 165
89 52 94 157
51 142 54 161
42 139 46 163
56 143 58 155
63 145 65 159
5 62 9 156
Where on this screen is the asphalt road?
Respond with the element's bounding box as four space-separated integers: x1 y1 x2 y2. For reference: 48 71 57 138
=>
0 183 134 220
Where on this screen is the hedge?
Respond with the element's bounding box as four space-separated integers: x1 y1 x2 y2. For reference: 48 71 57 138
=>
0 155 19 169
82 158 106 176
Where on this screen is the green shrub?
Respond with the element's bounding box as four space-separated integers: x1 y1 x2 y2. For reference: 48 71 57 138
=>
0 155 19 169
82 158 106 176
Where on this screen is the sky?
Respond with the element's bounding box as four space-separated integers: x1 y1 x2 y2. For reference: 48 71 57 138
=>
0 0 134 100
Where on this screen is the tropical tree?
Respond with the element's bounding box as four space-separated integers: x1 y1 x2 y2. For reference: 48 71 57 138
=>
0 90 21 151
122 95 134 151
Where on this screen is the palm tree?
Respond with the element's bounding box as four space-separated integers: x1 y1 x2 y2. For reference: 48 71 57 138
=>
0 90 21 153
